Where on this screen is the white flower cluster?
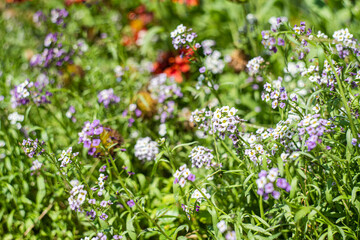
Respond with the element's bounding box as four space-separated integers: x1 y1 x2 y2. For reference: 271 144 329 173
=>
316 31 328 39
58 147 79 168
191 188 211 202
170 24 198 50
301 60 338 86
8 112 24 129
68 184 87 211
245 117 298 164
173 164 195 187
202 39 216 55
114 65 124 79
204 50 225 74
190 106 243 141
333 28 355 47
98 173 106 195
189 146 214 168
134 137 159 161
246 56 264 76
30 160 42 172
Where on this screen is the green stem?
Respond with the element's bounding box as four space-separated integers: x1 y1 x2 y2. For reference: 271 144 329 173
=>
326 55 357 138
259 196 265 219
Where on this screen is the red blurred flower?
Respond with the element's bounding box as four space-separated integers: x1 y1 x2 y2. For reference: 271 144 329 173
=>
65 0 86 6
153 51 192 83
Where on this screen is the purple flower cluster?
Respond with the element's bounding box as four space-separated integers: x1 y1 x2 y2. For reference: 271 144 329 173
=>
97 88 120 108
10 79 52 108
297 114 331 151
148 74 183 123
78 120 104 156
30 32 76 68
170 24 200 50
256 168 290 200
173 164 196 188
261 17 287 53
261 79 288 109
50 8 69 26
22 138 45 158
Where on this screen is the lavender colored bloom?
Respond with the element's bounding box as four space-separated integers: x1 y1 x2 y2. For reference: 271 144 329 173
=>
113 235 123 239
100 201 107 207
258 170 267 178
272 190 281 199
88 199 96 204
86 209 96 220
78 120 104 155
127 199 135 208
98 88 120 108
100 213 108 220
187 174 196 182
199 66 206 73
99 165 106 172
276 178 288 189
51 9 68 25
278 38 285 46
264 183 274 193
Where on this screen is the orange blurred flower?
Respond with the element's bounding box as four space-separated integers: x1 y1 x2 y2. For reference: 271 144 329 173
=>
172 0 199 6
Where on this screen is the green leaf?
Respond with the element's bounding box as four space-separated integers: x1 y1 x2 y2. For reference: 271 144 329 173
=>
126 213 137 240
242 224 271 235
171 141 198 152
294 206 312 222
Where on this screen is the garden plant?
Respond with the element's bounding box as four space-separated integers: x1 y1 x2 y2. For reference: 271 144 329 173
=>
2 0 360 239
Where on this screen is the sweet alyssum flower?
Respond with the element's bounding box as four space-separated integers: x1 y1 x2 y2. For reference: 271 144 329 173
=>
170 24 199 50
30 160 43 174
10 79 52 108
190 106 244 143
189 145 215 168
58 147 79 168
148 73 183 123
134 137 159 161
246 56 264 76
204 50 225 74
255 168 290 200
22 138 46 158
68 184 87 211
217 220 227 233
173 164 196 187
98 88 120 108
8 112 24 129
78 120 104 156
297 114 332 151
191 188 211 202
